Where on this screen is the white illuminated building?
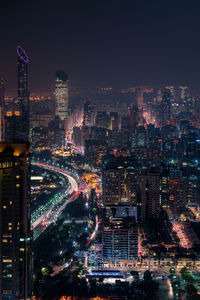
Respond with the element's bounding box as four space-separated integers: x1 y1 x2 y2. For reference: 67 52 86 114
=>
55 70 69 120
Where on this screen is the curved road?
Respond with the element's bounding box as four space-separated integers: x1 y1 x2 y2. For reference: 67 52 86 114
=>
31 162 84 240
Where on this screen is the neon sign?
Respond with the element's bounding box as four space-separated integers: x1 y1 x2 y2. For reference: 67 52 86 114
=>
17 45 28 63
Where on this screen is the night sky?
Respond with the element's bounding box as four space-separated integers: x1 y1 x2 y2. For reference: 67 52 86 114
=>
1 0 200 95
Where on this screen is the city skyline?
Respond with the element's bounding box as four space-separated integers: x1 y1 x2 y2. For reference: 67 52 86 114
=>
2 1 200 299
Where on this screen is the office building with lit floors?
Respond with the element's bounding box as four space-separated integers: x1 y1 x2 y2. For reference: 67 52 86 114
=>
0 142 32 300
5 46 30 142
55 70 69 142
102 204 138 269
17 45 30 141
102 155 140 206
55 70 69 120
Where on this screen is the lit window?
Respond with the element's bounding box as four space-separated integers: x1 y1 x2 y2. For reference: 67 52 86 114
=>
14 111 20 116
2 290 12 294
3 259 12 263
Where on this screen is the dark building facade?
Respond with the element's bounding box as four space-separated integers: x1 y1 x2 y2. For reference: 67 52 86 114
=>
0 142 32 300
0 79 5 140
160 88 171 127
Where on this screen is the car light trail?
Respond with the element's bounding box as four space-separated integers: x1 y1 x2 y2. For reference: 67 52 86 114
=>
31 162 86 240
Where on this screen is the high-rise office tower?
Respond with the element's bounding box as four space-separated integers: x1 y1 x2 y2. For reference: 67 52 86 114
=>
102 206 138 267
0 79 5 140
141 168 160 220
102 155 140 206
83 100 95 126
160 88 171 127
17 45 29 141
55 71 68 121
109 112 118 130
0 142 32 300
102 156 139 268
0 79 5 109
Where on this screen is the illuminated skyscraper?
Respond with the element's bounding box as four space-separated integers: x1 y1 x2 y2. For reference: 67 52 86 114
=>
102 156 139 267
0 79 5 109
102 155 139 205
16 45 29 141
0 79 5 140
83 100 95 126
0 142 32 300
102 206 138 266
55 70 69 121
160 88 171 127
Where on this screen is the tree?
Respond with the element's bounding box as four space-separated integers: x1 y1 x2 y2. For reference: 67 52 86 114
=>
144 270 152 282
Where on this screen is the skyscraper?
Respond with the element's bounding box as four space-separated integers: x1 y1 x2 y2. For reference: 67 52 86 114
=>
83 100 95 126
141 168 160 220
0 142 32 300
160 88 171 127
0 79 5 140
17 45 29 141
102 155 139 205
102 155 139 268
0 79 5 109
102 206 138 267
55 70 69 121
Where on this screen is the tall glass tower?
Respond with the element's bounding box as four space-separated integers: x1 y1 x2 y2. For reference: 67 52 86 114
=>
55 70 68 121
17 45 29 141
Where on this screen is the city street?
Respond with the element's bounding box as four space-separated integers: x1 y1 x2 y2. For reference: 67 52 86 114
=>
31 162 86 239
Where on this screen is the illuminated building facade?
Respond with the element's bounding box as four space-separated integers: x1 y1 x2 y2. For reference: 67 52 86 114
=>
102 205 138 266
168 177 181 215
0 142 32 300
0 79 5 140
17 45 29 141
102 156 139 268
102 155 139 205
85 139 107 167
160 88 171 127
0 79 5 107
109 112 118 130
83 101 95 126
55 70 68 121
